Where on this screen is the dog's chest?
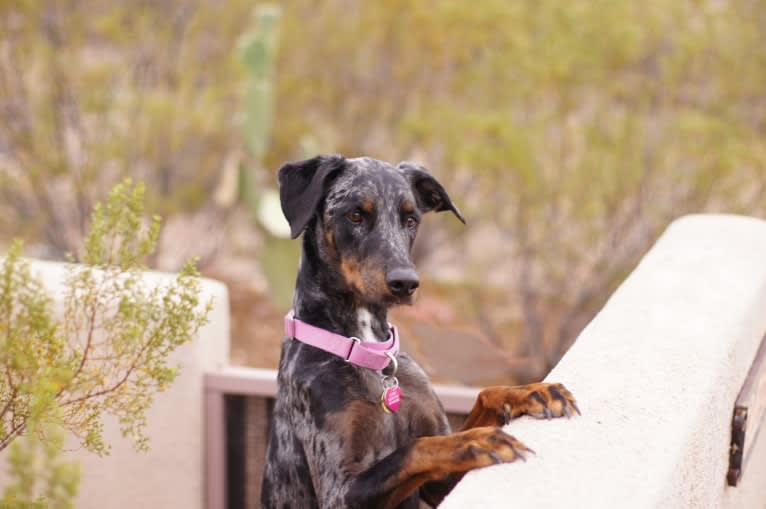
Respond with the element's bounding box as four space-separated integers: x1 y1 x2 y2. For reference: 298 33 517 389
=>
389 355 450 435
283 342 449 441
312 352 449 473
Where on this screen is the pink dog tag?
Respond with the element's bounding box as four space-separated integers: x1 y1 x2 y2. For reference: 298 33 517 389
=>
381 384 402 413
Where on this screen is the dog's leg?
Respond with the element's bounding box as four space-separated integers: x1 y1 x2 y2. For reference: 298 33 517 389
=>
462 382 579 430
346 426 531 509
416 382 579 507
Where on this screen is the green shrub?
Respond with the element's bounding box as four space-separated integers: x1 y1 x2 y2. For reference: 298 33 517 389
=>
0 179 212 507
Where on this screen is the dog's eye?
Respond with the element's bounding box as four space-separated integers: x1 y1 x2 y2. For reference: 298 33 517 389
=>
405 216 419 230
347 210 364 224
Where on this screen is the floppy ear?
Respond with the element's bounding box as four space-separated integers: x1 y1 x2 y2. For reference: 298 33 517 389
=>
398 162 466 224
278 154 346 239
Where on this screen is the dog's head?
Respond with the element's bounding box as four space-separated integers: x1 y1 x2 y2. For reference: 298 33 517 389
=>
278 155 464 306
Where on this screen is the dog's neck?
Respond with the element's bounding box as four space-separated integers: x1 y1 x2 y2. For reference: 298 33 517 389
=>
291 229 391 343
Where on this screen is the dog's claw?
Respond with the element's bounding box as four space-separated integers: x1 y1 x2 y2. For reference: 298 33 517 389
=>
572 401 581 416
513 446 530 461
502 403 512 425
543 407 552 420
489 451 503 464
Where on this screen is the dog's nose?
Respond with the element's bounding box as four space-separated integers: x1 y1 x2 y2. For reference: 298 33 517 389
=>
386 268 420 297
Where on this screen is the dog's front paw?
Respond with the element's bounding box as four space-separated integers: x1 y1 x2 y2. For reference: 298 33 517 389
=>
478 383 580 425
514 382 580 421
455 427 533 468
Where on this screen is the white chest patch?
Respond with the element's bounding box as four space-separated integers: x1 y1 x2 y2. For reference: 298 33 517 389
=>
356 308 378 343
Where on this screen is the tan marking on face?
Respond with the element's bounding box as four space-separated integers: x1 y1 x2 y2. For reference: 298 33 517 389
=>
360 198 375 214
368 264 389 296
340 257 364 292
324 224 336 253
401 200 415 214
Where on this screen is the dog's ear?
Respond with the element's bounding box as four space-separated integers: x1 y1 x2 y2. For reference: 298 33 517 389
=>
278 154 346 239
398 162 465 224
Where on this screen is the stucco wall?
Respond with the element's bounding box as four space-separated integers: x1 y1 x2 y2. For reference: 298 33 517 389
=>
441 214 766 509
0 260 230 509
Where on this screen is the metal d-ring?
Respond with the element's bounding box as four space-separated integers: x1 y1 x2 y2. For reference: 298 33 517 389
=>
385 351 398 376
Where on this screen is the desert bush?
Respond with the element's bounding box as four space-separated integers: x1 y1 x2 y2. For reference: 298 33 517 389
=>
0 179 211 507
269 0 766 370
2 0 764 374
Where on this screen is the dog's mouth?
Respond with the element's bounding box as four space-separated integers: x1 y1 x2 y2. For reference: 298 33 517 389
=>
385 292 415 307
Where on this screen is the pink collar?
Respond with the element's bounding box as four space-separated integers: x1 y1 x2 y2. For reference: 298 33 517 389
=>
284 310 399 371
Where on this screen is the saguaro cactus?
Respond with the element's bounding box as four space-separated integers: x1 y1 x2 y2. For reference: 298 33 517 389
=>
237 7 299 306
238 5 281 212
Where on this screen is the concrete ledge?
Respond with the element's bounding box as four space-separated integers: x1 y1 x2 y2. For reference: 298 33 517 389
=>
441 214 766 508
0 260 230 509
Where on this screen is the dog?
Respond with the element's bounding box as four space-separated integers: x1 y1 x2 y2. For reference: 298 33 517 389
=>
261 155 579 509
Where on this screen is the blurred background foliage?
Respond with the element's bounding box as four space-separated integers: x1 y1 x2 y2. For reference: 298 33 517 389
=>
1 0 765 383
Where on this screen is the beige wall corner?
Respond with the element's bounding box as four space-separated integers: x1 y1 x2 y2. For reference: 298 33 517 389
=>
0 260 230 509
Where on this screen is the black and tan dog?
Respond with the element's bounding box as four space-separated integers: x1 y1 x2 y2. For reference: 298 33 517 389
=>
262 155 578 509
